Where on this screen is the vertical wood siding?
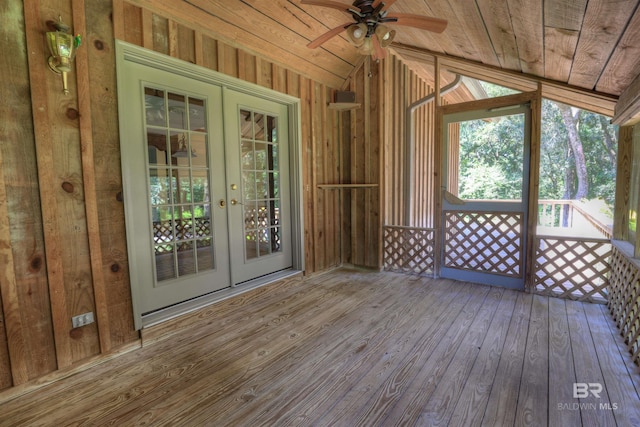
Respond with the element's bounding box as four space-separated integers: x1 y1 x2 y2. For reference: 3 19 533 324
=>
0 0 366 392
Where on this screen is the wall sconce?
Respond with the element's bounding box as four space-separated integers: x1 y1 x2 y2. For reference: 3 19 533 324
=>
46 16 81 95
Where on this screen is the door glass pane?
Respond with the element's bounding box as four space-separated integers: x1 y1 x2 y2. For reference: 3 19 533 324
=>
189 97 206 131
147 128 169 166
145 88 166 127
191 133 207 168
239 108 282 260
144 85 216 282
168 92 186 129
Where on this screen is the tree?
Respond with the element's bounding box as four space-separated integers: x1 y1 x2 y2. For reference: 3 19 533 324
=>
557 103 588 200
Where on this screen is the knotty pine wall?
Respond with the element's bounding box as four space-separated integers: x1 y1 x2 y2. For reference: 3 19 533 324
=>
0 0 416 392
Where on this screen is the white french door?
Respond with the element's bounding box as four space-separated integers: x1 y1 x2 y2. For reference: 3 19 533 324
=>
223 89 292 285
117 44 296 326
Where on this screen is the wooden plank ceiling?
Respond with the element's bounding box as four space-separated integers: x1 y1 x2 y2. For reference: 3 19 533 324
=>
181 0 640 101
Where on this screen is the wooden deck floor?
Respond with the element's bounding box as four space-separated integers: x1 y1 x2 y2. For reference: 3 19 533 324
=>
2 269 640 426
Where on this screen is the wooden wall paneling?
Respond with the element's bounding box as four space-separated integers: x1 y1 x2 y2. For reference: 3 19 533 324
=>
613 126 634 240
176 22 195 64
122 2 142 46
354 63 367 266
1 0 57 386
200 35 219 71
311 78 321 270
363 58 373 267
24 0 103 368
194 31 203 65
73 0 111 353
91 0 138 348
0 300 12 390
433 57 443 275
273 64 287 94
298 76 314 274
256 57 272 88
237 50 255 83
141 8 153 50
378 58 389 267
23 0 74 370
151 13 169 55
414 78 423 227
321 86 334 268
342 107 353 265
0 146 28 387
366 60 386 269
329 92 341 268
112 0 125 40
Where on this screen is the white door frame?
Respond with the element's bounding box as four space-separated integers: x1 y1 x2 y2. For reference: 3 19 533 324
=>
116 41 305 329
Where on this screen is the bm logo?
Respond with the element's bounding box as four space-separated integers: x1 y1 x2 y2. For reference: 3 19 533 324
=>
573 383 602 398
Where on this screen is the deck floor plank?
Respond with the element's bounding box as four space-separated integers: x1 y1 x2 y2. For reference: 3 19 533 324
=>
1 269 639 426
567 300 617 426
481 291 533 426
548 297 581 426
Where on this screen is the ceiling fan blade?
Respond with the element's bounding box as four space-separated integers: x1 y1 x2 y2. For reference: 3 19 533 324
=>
300 0 351 14
307 24 350 49
372 0 398 10
385 13 448 33
372 34 388 60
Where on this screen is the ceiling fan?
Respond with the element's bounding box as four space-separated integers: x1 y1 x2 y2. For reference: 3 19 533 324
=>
302 0 447 60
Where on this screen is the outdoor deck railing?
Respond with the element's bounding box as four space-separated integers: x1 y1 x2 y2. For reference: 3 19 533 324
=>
383 199 613 303
607 243 640 365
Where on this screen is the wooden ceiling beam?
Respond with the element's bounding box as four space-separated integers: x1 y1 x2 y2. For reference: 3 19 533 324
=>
613 71 640 125
392 43 617 117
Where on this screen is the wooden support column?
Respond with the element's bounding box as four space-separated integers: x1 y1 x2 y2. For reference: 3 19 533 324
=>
613 125 634 241
525 84 543 291
433 56 442 277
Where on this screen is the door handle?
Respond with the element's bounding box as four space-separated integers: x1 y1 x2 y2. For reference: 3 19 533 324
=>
230 198 241 206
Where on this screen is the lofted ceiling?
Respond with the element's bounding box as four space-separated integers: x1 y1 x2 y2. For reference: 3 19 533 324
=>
179 0 640 103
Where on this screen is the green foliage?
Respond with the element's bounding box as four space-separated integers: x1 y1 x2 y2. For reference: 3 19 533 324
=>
458 113 524 200
457 81 618 216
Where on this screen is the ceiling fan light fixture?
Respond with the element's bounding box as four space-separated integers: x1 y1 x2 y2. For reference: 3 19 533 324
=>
375 25 396 47
358 37 374 55
347 23 368 46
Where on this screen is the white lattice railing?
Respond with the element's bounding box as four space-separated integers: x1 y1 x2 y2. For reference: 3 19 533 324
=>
383 225 436 276
608 243 640 365
533 235 611 303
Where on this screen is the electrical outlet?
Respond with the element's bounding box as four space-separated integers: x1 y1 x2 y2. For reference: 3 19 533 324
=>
72 312 95 328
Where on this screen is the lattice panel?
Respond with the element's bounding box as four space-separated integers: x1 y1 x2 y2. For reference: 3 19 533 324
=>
383 226 436 276
444 211 523 277
153 218 211 253
534 237 611 304
607 246 640 365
